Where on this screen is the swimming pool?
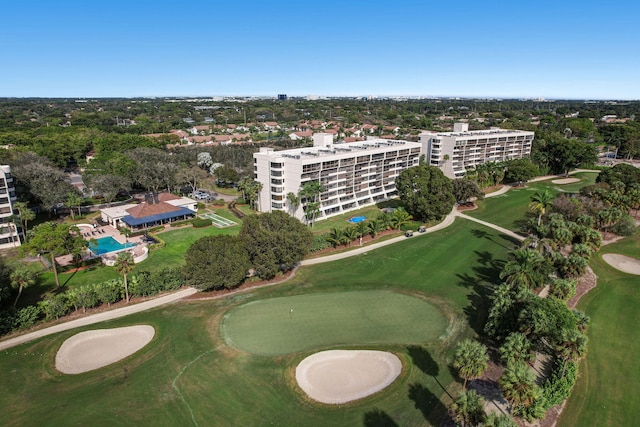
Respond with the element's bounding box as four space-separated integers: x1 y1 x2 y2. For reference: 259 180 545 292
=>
347 216 367 223
89 236 136 255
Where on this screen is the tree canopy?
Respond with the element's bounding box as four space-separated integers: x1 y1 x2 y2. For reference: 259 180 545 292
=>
184 235 250 291
395 165 455 221
239 211 313 279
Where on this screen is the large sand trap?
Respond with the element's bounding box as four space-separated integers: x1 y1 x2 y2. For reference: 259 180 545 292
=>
551 178 580 184
56 325 155 374
295 350 402 404
602 254 640 275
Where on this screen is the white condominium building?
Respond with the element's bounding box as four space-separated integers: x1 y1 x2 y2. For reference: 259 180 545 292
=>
421 123 534 179
0 165 20 250
253 134 422 221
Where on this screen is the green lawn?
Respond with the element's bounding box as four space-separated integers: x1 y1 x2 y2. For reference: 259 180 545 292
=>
222 290 447 355
559 230 640 427
467 172 599 233
0 219 515 426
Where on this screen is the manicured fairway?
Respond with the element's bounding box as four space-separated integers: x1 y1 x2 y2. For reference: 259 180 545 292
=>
559 231 640 427
222 290 448 355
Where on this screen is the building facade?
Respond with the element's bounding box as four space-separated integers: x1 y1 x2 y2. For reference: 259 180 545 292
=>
253 136 422 221
0 165 20 250
420 123 534 179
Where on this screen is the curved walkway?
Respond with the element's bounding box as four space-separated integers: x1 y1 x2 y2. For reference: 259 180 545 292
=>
0 288 197 351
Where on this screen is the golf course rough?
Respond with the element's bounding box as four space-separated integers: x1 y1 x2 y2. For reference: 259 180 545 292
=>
221 290 448 356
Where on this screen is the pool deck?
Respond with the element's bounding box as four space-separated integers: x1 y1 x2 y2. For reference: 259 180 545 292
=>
55 225 146 267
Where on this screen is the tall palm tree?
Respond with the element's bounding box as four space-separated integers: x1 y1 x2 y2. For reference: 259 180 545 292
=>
528 190 554 226
298 181 324 227
10 266 35 307
13 201 35 242
285 192 300 217
499 361 540 413
453 339 489 389
113 251 135 303
499 248 547 291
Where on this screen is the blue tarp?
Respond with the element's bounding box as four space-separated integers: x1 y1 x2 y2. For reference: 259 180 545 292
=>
122 207 195 227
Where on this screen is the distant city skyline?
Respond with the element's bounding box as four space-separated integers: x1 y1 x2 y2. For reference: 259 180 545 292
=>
2 1 639 100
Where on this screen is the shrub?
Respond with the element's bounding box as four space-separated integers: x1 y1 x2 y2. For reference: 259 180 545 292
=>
236 197 247 204
310 233 331 252
150 267 183 291
610 214 636 236
191 218 212 228
40 294 71 321
147 234 166 251
196 202 206 210
95 279 122 306
211 199 226 206
16 305 42 329
0 308 17 335
542 359 579 408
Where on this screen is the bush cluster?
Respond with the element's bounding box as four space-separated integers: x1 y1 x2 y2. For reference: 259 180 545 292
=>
191 218 212 228
0 267 184 336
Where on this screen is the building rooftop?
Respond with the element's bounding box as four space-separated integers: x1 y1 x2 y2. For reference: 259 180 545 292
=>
256 139 420 161
423 128 533 138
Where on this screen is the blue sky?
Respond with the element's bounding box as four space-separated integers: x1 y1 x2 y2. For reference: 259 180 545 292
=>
1 0 638 99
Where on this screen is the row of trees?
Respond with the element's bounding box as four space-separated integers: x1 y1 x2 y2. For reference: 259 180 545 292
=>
322 208 413 248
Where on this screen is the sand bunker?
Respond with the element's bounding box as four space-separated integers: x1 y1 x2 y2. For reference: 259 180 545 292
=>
551 178 580 184
602 254 640 275
56 325 155 374
295 350 402 404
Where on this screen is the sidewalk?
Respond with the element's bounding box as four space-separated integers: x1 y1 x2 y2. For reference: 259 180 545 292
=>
0 288 197 351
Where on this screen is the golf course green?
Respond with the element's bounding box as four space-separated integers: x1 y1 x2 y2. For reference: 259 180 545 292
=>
222 290 448 355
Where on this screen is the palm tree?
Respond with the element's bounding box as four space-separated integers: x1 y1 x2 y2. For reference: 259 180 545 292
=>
482 413 518 427
499 332 535 366
354 221 369 245
342 226 359 246
390 207 412 230
298 181 324 227
10 266 35 307
13 201 35 242
528 190 553 226
499 361 540 414
66 191 84 220
499 248 547 291
286 192 300 217
113 251 135 303
326 227 344 248
450 389 486 427
555 329 588 376
453 339 489 389
367 219 385 238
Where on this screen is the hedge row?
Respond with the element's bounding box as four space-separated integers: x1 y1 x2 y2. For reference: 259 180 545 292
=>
0 267 184 335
